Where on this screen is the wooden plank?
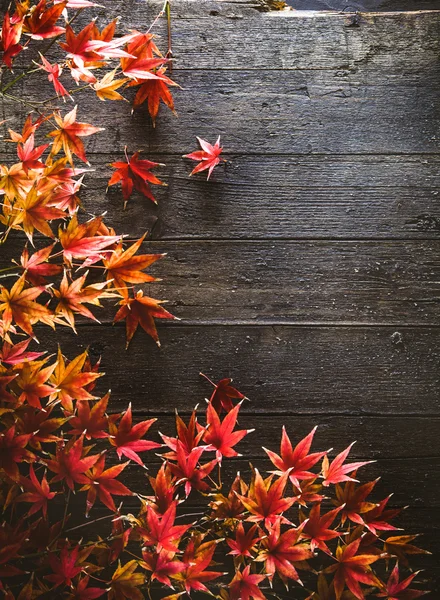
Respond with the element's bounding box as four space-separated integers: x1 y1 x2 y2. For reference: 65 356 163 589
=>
119 414 440 460
3 152 438 241
35 325 440 415
44 3 440 72
3 239 440 324
4 65 440 155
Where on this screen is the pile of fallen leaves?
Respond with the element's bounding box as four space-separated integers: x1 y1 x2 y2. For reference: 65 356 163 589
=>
0 357 430 598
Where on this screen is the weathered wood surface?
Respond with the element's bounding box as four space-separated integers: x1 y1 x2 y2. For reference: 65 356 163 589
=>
36 325 440 416
2 0 440 592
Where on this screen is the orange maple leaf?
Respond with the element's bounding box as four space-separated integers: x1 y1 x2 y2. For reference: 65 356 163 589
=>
0 275 53 337
48 105 104 165
113 289 175 347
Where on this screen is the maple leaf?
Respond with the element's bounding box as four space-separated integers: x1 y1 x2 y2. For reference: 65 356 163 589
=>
0 13 23 68
324 538 383 600
140 549 185 587
256 520 313 585
322 443 375 487
93 69 128 101
145 463 177 515
48 175 84 215
8 114 46 144
53 271 110 332
172 538 222 594
334 478 380 527
300 503 344 555
109 403 160 465
81 454 132 514
16 133 49 173
160 409 206 460
229 565 267 600
12 186 65 242
17 465 56 517
68 392 111 439
0 426 34 480
376 564 428 600
49 348 102 412
383 535 431 568
58 215 121 267
108 150 166 207
37 53 72 100
23 0 66 39
201 374 246 414
14 357 58 408
361 496 401 536
120 33 168 79
48 106 104 165
183 136 224 180
293 477 325 507
46 435 100 490
137 502 191 552
264 426 327 489
17 404 65 450
203 401 252 462
236 470 296 528
209 473 248 522
108 560 145 600
0 337 45 366
129 67 178 125
167 441 217 497
67 576 106 600
227 522 263 558
17 244 62 286
103 234 164 297
113 289 175 348
45 545 83 587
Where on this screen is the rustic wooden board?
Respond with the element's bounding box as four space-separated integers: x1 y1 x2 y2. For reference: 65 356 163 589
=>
2 1 440 592
36 324 440 416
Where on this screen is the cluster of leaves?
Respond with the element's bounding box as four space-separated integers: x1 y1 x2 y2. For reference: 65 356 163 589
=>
0 348 430 599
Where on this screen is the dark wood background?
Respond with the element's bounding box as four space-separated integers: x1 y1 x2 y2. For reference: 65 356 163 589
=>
2 0 439 594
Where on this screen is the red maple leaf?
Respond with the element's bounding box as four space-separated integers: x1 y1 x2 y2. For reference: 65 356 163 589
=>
376 564 428 600
45 545 83 588
129 67 178 125
16 133 49 173
141 549 185 587
0 426 34 481
0 13 23 68
322 443 374 487
227 522 263 558
167 441 217 497
18 464 56 518
23 0 66 40
68 392 111 439
109 403 160 465
108 150 165 207
59 215 121 267
300 503 343 555
48 105 104 164
229 565 267 600
17 244 62 286
38 53 72 100
46 435 100 489
237 470 296 528
0 337 45 365
203 400 251 462
120 33 168 80
81 454 132 514
264 426 327 488
137 502 191 552
69 576 106 600
256 520 313 585
113 289 175 348
160 408 206 460
172 538 222 594
324 538 382 600
183 136 224 180
201 373 246 413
